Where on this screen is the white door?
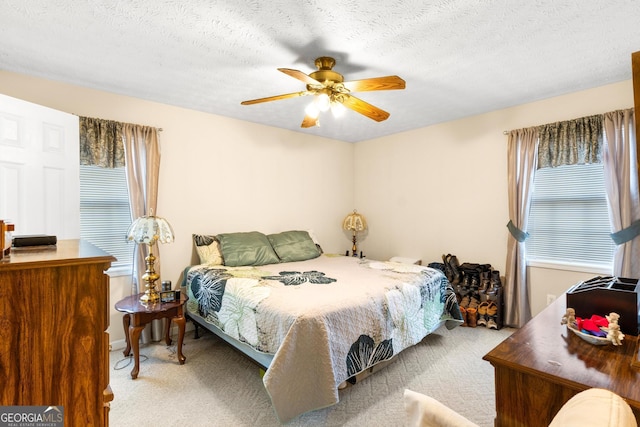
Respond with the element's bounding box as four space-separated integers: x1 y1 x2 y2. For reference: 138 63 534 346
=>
0 93 79 238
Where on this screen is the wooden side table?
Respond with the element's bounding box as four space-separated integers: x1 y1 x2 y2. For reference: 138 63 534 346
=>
115 292 189 379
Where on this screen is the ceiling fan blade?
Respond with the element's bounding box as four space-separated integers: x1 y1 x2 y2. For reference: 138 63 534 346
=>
340 95 390 122
278 68 323 86
301 115 318 128
241 91 309 105
343 76 406 92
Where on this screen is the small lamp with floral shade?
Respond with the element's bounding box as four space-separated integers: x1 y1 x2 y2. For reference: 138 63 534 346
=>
342 209 367 257
127 211 175 304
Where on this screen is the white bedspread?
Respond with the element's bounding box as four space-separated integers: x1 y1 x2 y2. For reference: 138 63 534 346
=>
185 255 462 422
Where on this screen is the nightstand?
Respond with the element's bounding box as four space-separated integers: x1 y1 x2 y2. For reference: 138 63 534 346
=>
115 292 188 379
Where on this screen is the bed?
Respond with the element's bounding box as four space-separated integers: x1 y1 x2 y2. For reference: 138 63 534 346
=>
182 230 462 422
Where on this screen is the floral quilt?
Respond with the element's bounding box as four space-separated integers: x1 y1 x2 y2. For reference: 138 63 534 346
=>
184 255 462 422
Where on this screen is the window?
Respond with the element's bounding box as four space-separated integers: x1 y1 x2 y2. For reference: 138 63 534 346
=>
526 163 614 269
80 165 133 273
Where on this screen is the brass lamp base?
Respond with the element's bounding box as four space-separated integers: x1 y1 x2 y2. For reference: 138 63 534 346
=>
139 249 160 304
139 288 160 304
351 233 358 256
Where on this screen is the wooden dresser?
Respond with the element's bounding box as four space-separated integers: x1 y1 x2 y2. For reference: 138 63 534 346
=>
0 240 115 427
484 296 640 427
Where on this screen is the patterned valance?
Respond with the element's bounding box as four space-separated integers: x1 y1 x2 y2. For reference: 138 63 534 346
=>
537 114 603 169
79 116 125 168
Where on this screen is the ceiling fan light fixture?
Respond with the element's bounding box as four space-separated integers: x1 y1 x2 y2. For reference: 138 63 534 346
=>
305 102 320 119
241 56 406 128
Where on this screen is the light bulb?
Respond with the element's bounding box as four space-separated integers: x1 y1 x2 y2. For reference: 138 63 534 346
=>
316 93 331 112
331 101 346 118
305 102 319 118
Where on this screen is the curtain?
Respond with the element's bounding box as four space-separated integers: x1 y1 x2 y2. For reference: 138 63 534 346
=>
537 115 602 168
602 109 640 278
504 128 538 328
79 117 125 168
122 123 161 293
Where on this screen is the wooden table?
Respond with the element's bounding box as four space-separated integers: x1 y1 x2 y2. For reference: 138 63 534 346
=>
115 292 188 379
483 296 640 427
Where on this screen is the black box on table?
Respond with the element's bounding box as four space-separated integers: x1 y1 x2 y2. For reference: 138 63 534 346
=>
566 276 639 336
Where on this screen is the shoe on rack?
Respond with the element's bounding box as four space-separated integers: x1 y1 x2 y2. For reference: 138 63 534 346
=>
487 317 498 330
487 301 498 316
486 301 499 330
477 301 489 327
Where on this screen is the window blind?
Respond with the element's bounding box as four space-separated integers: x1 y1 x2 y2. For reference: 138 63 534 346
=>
79 165 134 270
526 163 614 267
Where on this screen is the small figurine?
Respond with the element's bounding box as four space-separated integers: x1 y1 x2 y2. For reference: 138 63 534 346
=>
606 312 620 325
561 308 577 328
606 322 625 346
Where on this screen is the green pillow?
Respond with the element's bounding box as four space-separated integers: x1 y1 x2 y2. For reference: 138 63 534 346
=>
267 230 321 263
216 231 280 267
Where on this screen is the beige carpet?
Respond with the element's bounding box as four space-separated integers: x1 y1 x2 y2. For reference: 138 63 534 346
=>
109 324 513 426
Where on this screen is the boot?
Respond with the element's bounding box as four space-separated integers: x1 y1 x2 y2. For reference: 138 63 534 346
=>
469 272 480 300
489 270 502 293
448 255 461 287
441 254 453 282
479 271 490 302
466 297 479 328
487 271 503 324
460 274 472 296
442 254 461 286
459 306 468 327
466 307 477 327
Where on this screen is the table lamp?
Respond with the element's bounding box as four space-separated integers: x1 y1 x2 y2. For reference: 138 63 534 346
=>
127 212 174 304
342 209 367 256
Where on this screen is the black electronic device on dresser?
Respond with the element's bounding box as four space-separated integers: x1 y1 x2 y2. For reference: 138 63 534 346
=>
12 234 57 247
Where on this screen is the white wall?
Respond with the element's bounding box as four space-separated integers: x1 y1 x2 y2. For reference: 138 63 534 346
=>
0 70 634 341
354 79 634 316
0 70 354 344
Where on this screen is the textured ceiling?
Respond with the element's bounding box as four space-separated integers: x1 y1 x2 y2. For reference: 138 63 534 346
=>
1 1 640 142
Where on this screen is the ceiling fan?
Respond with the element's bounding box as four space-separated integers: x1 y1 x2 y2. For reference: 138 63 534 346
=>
241 56 405 128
